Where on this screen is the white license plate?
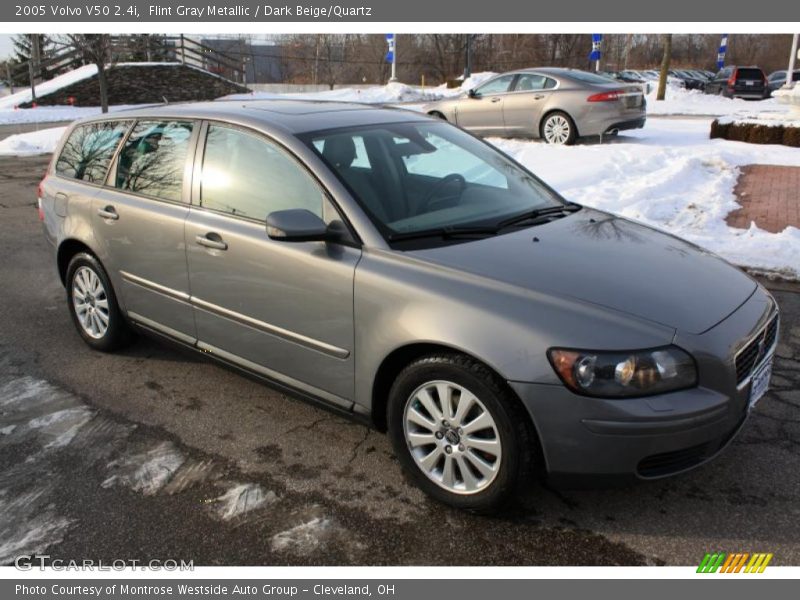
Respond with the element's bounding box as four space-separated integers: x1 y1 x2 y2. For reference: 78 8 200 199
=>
745 80 755 86
749 358 773 410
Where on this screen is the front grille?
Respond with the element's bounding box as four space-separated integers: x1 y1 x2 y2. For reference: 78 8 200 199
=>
735 314 779 385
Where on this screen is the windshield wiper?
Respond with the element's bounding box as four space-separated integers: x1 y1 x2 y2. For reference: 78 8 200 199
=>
495 202 582 230
388 225 500 242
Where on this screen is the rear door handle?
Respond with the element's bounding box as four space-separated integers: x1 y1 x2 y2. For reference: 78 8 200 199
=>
533 94 545 100
195 233 228 251
97 206 119 220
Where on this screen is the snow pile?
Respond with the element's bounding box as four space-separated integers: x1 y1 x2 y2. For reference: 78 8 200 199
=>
0 126 66 155
224 81 455 104
490 117 800 278
458 71 498 91
646 85 788 117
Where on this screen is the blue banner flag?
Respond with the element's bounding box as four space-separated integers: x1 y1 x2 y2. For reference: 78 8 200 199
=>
386 33 395 63
717 34 728 69
589 34 602 61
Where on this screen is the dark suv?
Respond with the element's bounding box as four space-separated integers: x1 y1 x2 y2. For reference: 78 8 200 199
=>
704 66 768 100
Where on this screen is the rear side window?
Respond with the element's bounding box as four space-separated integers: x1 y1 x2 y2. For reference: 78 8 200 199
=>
55 121 128 183
200 124 325 221
115 120 194 202
514 74 553 92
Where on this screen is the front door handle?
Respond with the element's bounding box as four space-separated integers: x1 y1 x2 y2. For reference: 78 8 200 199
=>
533 94 545 100
97 206 119 220
195 233 228 251
490 97 502 103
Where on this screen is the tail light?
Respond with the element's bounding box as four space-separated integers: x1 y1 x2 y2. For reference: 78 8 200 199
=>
587 90 625 102
728 69 738 87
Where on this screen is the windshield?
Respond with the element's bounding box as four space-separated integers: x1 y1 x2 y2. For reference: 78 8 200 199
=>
304 121 564 239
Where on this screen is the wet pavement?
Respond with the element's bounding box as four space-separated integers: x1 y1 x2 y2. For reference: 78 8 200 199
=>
1 155 798 566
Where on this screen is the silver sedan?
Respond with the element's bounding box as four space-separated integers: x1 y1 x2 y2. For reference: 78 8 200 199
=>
423 67 647 144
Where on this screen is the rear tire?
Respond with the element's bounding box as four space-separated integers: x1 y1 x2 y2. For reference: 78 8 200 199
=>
387 353 534 513
66 252 133 352
540 111 577 145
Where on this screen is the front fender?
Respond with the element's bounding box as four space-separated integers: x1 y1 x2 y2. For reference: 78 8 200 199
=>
353 248 675 411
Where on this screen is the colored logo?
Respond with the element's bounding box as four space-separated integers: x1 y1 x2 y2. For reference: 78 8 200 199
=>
697 552 773 573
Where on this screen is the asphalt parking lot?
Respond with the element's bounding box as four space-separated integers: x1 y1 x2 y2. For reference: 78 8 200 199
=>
1 154 799 566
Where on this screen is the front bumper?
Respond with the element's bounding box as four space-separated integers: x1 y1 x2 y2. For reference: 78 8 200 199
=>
510 285 777 485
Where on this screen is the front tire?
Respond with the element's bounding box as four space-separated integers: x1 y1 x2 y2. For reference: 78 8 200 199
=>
387 353 533 512
66 252 133 352
540 111 577 145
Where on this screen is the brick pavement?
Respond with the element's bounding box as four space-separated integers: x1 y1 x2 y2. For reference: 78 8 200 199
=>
727 164 800 233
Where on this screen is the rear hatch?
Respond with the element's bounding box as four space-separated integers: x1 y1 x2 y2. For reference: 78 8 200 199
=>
733 68 766 94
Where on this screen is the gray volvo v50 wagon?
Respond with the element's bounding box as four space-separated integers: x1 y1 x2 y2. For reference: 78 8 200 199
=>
40 101 779 511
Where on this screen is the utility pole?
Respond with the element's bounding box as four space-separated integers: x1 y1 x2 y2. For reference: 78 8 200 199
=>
656 34 672 101
786 33 799 88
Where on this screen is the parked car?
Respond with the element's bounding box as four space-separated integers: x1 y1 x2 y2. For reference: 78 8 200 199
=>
670 70 707 90
41 102 778 511
767 70 800 96
422 68 646 145
638 69 687 88
704 66 768 99
612 70 652 93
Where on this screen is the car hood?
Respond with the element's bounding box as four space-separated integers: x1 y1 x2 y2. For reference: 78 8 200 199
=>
410 209 756 335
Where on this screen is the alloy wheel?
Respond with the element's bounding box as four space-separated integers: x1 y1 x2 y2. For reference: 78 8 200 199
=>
543 114 571 144
403 380 502 495
71 266 110 339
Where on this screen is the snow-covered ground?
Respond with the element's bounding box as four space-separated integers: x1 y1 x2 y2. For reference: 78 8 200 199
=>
645 86 787 117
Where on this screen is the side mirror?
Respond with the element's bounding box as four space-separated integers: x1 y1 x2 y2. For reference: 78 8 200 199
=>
467 88 478 98
266 209 332 242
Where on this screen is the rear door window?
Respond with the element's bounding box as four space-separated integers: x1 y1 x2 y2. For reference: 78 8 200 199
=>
55 121 129 184
514 74 549 92
115 120 194 202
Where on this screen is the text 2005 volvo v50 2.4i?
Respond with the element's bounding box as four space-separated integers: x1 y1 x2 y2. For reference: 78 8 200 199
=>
39 101 778 511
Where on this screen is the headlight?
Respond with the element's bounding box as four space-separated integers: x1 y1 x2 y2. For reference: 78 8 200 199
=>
547 346 697 398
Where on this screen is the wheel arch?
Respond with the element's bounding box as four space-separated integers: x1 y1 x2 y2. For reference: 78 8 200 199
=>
538 108 579 139
57 239 96 286
369 341 534 436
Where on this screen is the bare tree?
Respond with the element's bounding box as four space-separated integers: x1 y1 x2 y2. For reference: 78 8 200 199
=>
656 34 673 101
67 35 112 112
